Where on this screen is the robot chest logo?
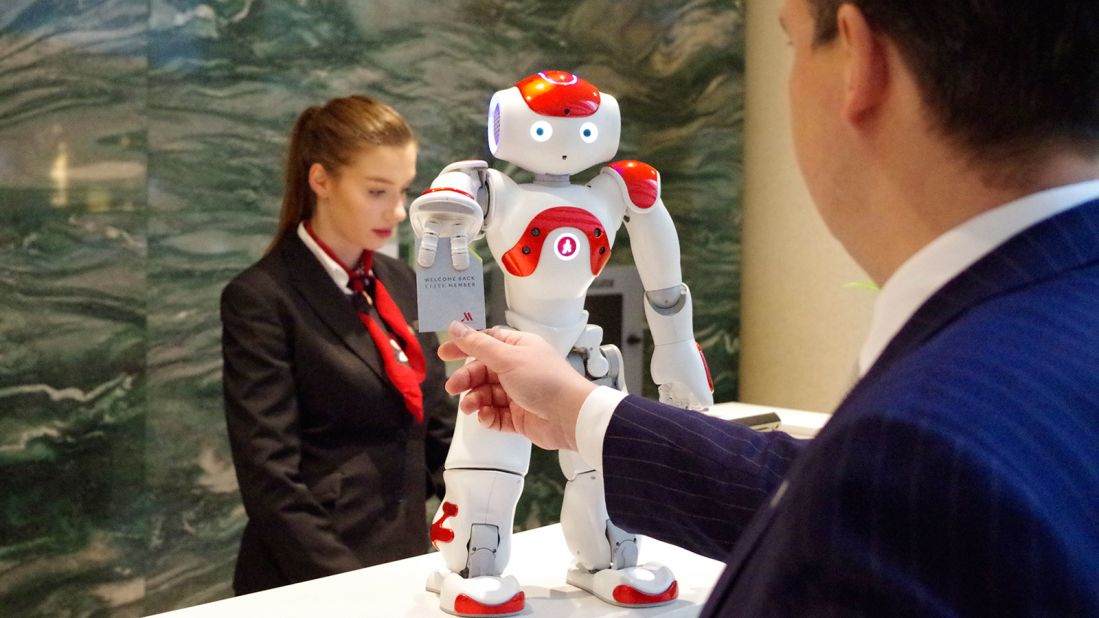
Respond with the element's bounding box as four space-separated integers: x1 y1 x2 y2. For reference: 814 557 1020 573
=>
554 233 581 260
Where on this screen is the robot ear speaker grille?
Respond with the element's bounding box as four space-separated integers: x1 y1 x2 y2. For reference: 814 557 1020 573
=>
493 105 502 147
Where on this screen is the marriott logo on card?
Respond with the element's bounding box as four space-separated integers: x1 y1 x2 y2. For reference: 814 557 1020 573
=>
462 312 474 322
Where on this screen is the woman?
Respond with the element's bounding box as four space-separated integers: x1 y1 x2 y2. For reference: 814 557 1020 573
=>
220 95 456 594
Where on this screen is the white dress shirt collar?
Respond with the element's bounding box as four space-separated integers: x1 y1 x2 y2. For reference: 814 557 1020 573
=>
858 179 1099 376
297 221 353 296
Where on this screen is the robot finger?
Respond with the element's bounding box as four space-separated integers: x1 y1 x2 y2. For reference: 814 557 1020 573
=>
417 220 443 268
450 232 470 271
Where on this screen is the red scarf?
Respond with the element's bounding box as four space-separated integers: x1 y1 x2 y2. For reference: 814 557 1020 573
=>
305 222 426 423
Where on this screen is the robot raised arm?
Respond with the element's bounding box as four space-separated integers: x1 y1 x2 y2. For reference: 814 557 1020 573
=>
409 160 490 270
593 160 714 409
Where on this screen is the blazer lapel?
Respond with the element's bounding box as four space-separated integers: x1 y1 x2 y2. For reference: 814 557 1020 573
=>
864 197 1099 384
280 235 388 384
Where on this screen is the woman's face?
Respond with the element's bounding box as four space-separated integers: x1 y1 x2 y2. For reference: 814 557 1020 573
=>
310 141 417 265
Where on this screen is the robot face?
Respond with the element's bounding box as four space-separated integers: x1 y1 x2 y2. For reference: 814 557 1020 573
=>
487 71 621 175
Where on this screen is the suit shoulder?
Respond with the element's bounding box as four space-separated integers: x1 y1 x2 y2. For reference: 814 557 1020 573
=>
221 249 286 306
888 265 1099 384
847 271 1099 460
929 270 1099 382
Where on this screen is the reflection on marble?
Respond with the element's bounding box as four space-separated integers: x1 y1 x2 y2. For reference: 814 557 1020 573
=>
0 0 744 614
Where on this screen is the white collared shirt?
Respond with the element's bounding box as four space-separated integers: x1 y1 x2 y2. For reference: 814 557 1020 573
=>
297 222 354 295
575 179 1099 471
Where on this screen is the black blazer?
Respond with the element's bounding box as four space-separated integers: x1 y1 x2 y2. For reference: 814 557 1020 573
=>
220 232 456 595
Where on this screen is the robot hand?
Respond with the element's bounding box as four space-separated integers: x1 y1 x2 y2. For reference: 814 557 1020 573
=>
409 161 488 271
651 340 714 410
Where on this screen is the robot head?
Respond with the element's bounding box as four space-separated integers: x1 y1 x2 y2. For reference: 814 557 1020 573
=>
486 70 621 175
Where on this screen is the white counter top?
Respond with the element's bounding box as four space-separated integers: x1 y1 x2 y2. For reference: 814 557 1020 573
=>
148 402 825 617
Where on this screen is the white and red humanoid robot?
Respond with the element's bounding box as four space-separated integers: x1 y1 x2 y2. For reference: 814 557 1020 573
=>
410 70 714 617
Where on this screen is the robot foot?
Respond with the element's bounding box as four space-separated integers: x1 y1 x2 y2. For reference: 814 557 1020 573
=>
566 563 678 608
426 570 526 617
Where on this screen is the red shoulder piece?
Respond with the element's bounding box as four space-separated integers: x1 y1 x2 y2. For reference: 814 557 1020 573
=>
608 160 660 210
516 71 600 117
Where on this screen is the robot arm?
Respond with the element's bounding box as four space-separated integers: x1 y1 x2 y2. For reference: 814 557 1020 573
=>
644 284 715 409
409 160 490 270
596 160 714 409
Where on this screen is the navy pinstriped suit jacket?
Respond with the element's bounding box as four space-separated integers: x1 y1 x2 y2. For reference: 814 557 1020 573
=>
603 198 1099 616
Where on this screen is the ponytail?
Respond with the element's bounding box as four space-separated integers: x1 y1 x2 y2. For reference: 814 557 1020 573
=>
269 106 320 252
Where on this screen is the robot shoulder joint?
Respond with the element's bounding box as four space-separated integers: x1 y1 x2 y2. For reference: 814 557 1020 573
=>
440 159 489 175
602 160 661 213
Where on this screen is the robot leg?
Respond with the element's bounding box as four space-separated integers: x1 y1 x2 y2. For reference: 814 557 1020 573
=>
426 390 531 617
558 344 679 607
559 450 677 607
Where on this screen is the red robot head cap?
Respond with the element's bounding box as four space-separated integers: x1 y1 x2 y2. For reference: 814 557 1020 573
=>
515 70 601 117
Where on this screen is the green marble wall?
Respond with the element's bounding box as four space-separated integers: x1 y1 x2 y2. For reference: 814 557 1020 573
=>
0 0 744 614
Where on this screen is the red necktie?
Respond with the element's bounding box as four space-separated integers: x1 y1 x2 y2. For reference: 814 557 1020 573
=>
305 223 426 423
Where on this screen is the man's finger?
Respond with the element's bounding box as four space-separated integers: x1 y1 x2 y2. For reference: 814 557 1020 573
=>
444 369 470 396
459 390 482 414
477 407 498 430
460 384 502 414
445 360 492 395
491 384 510 407
438 339 470 362
460 387 489 413
447 321 515 367
438 327 518 362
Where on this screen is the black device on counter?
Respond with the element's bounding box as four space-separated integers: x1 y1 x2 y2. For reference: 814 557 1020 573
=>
730 412 782 432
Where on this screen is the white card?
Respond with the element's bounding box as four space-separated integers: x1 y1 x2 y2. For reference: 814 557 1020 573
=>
415 237 487 332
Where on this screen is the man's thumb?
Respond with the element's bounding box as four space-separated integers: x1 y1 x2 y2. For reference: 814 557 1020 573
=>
447 320 508 361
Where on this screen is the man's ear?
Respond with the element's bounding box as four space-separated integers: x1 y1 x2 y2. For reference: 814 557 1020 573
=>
837 4 888 124
308 162 330 199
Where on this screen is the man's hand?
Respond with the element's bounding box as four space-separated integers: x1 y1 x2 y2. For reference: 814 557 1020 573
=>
439 321 597 452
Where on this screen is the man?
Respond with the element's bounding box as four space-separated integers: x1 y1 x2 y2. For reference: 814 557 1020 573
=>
440 0 1099 614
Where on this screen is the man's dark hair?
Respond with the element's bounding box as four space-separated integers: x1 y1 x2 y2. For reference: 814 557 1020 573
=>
807 0 1099 165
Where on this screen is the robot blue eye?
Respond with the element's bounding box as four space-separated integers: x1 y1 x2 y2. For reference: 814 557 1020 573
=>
530 121 553 142
580 122 599 144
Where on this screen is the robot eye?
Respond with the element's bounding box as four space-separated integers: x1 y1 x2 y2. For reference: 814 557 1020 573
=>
580 122 599 144
530 121 554 143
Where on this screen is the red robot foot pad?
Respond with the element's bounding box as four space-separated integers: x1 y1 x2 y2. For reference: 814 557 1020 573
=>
613 580 679 606
454 591 526 616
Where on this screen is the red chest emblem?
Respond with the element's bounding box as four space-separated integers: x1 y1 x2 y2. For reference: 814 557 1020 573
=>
501 207 611 277
555 233 580 259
